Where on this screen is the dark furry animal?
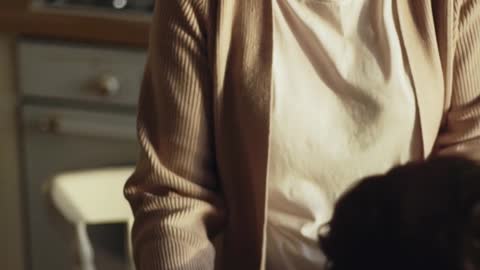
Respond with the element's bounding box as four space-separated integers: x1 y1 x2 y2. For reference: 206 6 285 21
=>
319 157 480 270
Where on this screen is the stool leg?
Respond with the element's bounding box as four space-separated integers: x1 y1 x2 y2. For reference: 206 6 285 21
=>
126 219 135 270
76 223 96 270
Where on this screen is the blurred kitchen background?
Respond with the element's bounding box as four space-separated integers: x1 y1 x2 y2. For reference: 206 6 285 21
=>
0 1 152 269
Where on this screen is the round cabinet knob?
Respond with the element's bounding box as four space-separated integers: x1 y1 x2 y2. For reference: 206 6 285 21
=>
97 74 120 97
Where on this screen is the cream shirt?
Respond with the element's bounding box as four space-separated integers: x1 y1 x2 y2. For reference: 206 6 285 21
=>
267 0 423 269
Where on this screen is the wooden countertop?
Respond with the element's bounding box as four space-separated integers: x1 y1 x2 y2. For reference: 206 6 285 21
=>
0 5 150 47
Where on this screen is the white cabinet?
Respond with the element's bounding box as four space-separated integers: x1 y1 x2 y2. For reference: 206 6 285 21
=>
18 39 143 270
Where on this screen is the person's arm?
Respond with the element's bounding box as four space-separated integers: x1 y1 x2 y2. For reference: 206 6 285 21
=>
435 0 480 160
124 1 225 269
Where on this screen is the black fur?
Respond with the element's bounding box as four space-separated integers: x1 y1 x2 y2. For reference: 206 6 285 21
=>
319 157 480 270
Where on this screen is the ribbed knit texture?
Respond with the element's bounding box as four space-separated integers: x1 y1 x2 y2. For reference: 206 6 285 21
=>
124 1 224 270
437 0 480 160
124 0 480 269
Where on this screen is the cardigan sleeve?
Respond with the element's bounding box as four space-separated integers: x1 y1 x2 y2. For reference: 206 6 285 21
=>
124 1 225 269
435 0 480 160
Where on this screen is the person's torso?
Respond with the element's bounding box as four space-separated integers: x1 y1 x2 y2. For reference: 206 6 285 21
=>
209 1 448 269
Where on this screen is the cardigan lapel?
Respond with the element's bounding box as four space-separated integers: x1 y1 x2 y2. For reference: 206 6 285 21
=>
215 0 273 269
395 0 445 157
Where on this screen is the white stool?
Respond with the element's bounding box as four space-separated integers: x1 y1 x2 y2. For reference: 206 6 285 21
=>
50 167 135 270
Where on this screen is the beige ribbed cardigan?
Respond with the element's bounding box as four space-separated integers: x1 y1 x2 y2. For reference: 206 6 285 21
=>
124 0 480 269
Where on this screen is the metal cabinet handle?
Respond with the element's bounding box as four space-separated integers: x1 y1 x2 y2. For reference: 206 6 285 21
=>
38 116 60 133
36 115 136 141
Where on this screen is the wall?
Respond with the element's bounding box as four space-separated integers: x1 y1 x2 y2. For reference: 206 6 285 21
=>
0 33 25 270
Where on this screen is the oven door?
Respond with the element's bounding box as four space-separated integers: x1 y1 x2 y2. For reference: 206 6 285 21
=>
21 105 138 270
